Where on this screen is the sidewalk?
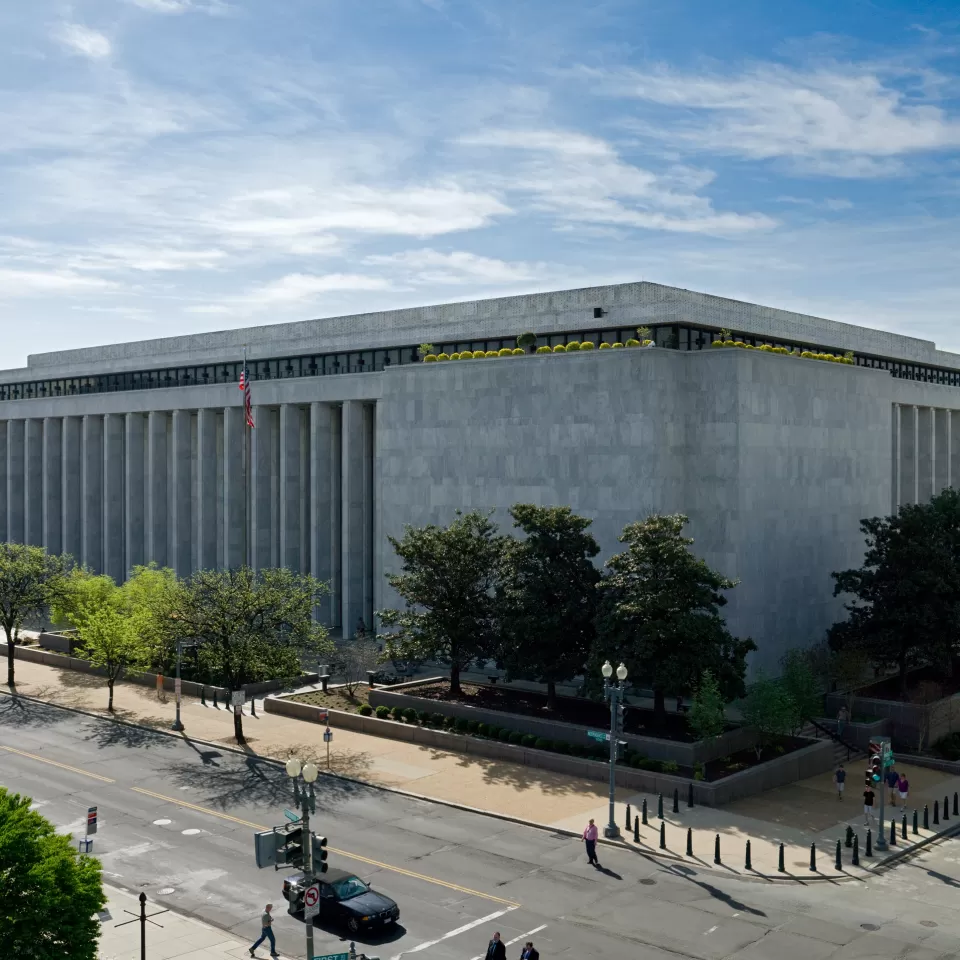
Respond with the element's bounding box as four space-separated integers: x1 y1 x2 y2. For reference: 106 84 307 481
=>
6 655 960 880
98 884 250 959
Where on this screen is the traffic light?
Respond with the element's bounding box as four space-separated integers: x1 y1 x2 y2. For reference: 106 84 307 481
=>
869 754 882 783
616 701 626 733
312 834 328 874
278 824 305 868
254 829 281 869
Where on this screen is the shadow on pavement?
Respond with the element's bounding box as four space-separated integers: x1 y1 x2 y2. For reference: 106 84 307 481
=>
927 869 960 888
82 714 181 752
665 865 767 917
0 693 66 729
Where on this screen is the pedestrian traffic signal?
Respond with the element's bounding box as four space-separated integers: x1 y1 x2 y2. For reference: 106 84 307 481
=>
279 824 305 868
869 754 882 783
616 701 625 732
312 834 328 874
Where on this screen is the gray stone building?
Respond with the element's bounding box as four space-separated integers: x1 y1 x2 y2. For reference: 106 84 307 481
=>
0 281 957 671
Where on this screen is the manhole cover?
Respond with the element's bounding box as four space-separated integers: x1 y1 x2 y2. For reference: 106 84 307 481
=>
919 921 938 928
639 878 657 885
152 819 171 826
181 829 201 836
861 923 880 931
157 888 175 896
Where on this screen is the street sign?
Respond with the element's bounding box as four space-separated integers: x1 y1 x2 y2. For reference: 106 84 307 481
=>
231 691 246 707
323 727 333 743
86 806 98 836
303 883 321 921
316 708 329 723
312 954 348 960
284 809 301 823
587 730 609 742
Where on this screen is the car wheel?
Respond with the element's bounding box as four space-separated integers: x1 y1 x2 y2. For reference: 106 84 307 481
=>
347 918 360 934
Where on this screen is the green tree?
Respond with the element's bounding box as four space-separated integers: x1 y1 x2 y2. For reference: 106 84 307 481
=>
598 514 755 726
50 567 117 633
379 510 506 696
496 505 600 709
120 564 182 673
740 673 793 759
830 489 960 697
779 648 823 734
173 566 331 743
0 787 105 958
687 669 726 742
0 543 71 687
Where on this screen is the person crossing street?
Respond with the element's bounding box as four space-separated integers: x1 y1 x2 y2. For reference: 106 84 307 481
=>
249 903 279 958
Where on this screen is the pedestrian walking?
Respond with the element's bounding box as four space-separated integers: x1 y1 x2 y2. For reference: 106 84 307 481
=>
485 931 507 960
582 818 600 866
249 904 279 958
519 941 540 960
885 765 899 806
834 763 846 800
897 772 909 808
836 705 848 738
863 785 876 826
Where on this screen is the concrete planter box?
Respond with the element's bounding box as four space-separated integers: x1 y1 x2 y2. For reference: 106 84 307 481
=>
367 681 754 765
825 691 960 751
816 716 890 752
266 694 832 806
38 631 84 655
894 753 960 776
1 642 314 700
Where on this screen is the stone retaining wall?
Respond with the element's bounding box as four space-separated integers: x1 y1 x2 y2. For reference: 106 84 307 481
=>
265 695 833 806
825 691 960 751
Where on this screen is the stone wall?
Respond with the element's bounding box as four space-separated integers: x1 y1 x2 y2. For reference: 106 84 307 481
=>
825 691 960 751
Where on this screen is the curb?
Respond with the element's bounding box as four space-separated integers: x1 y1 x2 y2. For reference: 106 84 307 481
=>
2 688 951 885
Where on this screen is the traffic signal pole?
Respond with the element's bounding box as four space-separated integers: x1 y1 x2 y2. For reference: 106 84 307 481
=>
301 790 315 960
873 737 891 852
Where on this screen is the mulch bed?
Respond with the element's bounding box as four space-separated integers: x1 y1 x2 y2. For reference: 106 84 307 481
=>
291 687 373 713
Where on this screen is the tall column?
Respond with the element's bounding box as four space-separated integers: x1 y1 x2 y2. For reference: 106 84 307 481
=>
222 406 246 568
103 414 124 582
197 408 218 570
362 403 375 626
948 410 954 491
341 401 373 638
24 420 43 546
913 405 921 504
0 422 7 542
171 409 192 576
310 403 334 623
280 404 302 572
6 420 24 544
42 418 63 555
898 404 916 506
125 414 145 571
147 411 168 567
251 406 274 570
62 418 82 560
934 408 949 494
918 406 934 501
81 415 103 572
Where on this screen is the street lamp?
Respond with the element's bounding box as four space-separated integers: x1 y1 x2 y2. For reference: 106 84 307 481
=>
601 660 628 839
170 639 197 733
286 758 319 960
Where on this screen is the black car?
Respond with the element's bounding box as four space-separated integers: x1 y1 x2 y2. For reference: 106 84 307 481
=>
283 868 400 934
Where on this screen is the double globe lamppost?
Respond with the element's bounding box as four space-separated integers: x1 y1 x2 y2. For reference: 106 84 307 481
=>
601 660 628 839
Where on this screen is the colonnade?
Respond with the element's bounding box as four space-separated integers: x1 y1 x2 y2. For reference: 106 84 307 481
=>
0 400 375 632
892 404 960 511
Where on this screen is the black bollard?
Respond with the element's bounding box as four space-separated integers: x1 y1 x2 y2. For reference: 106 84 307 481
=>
945 796 951 821
913 809 919 835
934 800 940 825
642 798 648 825
835 839 842 871
955 792 959 817
845 825 853 848
889 818 896 846
673 788 679 814
626 804 631 830
634 815 640 843
714 834 721 865
865 828 873 857
200 686 206 706
251 698 257 718
901 813 907 840
688 782 694 808
852 834 860 866
745 839 752 870
809 842 816 872
212 688 219 709
686 827 693 857
659 822 666 850
657 794 664 820
924 804 930 830
778 843 785 872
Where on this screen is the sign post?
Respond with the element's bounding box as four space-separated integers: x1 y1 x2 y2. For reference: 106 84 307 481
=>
324 727 333 768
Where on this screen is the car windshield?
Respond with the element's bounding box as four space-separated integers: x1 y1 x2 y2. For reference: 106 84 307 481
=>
331 876 369 900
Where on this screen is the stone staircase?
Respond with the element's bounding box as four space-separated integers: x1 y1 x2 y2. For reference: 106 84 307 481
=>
800 719 864 766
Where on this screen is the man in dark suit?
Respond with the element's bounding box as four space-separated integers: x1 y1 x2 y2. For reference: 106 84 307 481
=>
485 931 506 960
519 941 539 959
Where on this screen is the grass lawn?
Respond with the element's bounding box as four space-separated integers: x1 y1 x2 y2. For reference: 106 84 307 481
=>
291 685 373 713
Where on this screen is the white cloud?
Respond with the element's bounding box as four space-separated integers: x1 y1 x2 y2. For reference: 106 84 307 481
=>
364 248 540 284
125 0 226 13
590 64 960 175
0 267 116 297
246 272 393 306
462 128 775 235
54 23 112 60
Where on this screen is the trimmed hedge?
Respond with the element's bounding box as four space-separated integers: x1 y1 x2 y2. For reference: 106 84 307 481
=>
375 705 390 720
358 704 373 716
402 707 418 723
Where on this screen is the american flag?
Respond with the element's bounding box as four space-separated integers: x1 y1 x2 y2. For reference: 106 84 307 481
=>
239 355 255 428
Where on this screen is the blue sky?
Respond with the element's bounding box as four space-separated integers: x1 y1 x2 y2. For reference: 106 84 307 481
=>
2 0 959 366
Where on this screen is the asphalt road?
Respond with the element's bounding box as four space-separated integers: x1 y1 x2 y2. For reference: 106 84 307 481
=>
2 694 960 960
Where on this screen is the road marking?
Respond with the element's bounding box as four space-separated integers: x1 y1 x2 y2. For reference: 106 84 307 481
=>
470 924 548 958
130 786 519 906
705 925 718 935
390 906 518 959
0 745 115 783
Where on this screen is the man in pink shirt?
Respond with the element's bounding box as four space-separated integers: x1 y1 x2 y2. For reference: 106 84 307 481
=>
582 818 600 865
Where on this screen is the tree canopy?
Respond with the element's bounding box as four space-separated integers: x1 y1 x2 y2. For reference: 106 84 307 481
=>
0 788 105 959
496 504 600 708
0 543 71 687
597 514 755 725
172 566 331 742
739 673 794 759
379 510 506 695
830 489 960 697
687 669 726 742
